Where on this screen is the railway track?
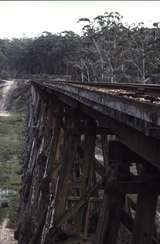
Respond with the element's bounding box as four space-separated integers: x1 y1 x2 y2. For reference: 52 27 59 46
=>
34 80 160 105
33 79 160 90
44 80 160 93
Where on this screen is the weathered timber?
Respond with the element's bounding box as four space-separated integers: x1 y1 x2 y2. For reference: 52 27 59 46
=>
46 179 102 237
80 104 160 168
120 209 159 244
94 157 105 177
81 127 96 236
53 116 80 221
95 140 126 244
17 81 160 244
132 194 158 244
106 174 160 194
40 106 62 244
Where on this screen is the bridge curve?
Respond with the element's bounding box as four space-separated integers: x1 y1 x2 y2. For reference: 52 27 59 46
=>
16 80 160 244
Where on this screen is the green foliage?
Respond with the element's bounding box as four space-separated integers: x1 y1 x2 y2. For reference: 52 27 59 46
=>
0 114 25 163
0 12 160 83
8 194 20 228
0 114 25 226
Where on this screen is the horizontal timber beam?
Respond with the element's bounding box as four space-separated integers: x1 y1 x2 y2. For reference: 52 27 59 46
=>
106 177 160 194
80 104 160 169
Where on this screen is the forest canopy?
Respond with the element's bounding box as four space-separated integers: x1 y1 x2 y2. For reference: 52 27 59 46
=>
1 11 160 83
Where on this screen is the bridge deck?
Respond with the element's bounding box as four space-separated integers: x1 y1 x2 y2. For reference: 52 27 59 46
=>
34 80 160 137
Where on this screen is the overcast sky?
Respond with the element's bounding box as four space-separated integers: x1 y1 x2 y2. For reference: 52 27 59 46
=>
1 1 160 39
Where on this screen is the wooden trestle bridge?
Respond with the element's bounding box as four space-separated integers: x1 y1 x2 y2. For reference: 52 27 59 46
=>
17 80 160 244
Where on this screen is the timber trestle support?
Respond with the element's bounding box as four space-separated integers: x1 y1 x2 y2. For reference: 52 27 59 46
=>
16 81 160 244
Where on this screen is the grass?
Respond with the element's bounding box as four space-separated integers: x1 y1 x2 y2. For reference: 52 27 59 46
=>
0 115 25 161
0 113 25 226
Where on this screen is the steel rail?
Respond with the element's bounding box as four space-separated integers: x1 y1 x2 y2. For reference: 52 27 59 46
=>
33 79 160 95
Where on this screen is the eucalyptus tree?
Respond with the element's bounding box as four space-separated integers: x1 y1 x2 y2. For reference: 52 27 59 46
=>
78 12 131 83
124 22 160 83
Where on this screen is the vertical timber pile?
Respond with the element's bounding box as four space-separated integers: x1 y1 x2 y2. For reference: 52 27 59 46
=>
16 83 159 244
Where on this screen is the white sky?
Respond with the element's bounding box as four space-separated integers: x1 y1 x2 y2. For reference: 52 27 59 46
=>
0 1 160 39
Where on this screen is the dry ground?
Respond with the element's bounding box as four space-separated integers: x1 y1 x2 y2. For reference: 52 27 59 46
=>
0 218 17 244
